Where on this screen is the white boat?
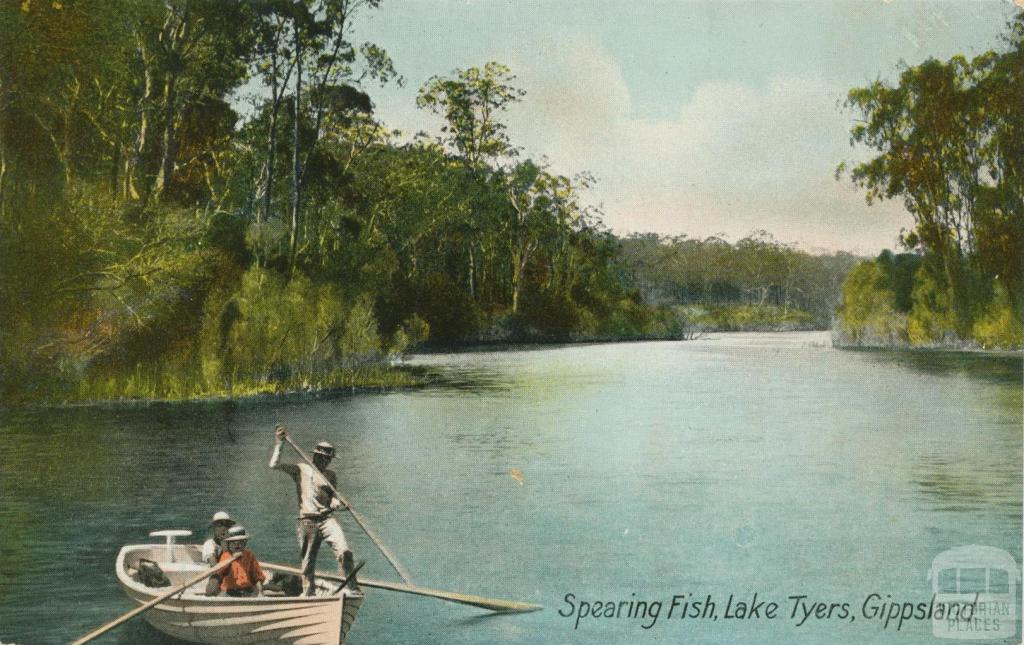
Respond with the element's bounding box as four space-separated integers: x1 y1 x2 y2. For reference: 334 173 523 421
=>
115 533 363 645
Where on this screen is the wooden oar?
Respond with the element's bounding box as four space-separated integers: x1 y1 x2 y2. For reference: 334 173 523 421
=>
71 553 242 645
262 562 542 613
281 433 414 584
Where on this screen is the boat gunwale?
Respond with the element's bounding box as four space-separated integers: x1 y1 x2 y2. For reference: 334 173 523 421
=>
116 544 357 606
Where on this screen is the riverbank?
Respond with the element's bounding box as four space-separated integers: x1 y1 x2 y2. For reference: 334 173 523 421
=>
442 303 823 347
7 365 430 409
832 343 1022 359
8 327 818 407
830 329 1023 355
12 326 1020 409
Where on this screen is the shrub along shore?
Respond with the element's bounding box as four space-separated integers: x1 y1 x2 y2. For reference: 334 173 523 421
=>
46 304 823 407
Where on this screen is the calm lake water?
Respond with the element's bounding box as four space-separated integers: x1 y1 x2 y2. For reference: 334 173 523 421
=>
1 332 1021 644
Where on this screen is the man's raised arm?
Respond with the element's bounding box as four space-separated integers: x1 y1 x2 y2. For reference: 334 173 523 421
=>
269 424 299 474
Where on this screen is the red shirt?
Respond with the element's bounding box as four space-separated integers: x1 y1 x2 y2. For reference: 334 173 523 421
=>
218 549 267 592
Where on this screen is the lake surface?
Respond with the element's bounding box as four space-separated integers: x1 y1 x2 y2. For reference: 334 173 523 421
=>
1 332 1021 643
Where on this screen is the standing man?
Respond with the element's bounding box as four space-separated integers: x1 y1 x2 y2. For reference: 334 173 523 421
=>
270 424 357 595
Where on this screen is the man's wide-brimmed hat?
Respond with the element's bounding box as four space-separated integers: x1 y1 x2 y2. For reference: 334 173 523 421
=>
209 510 235 527
312 441 336 458
224 525 249 542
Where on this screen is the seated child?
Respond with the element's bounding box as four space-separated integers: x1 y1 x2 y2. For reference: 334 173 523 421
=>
217 525 267 597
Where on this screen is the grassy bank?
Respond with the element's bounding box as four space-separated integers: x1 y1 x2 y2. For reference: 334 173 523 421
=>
32 365 427 407
19 308 822 406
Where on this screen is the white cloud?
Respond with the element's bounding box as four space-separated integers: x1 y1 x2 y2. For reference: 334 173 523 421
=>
504 38 912 253
368 34 912 254
506 35 632 170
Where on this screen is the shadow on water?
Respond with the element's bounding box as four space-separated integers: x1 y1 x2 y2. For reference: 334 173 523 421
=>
450 613 523 628
845 348 1022 386
116 621 187 644
421 367 511 395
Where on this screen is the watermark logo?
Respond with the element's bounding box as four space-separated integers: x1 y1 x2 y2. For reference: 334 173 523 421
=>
928 545 1019 640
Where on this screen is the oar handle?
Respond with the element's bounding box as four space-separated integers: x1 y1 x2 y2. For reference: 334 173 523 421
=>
282 434 414 584
71 553 242 645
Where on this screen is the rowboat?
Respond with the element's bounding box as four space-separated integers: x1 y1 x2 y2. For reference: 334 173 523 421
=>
115 532 363 645
75 434 540 645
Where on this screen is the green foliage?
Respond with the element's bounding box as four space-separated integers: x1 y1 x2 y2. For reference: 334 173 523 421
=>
416 62 525 166
972 283 1024 349
71 267 405 401
339 294 382 366
214 267 356 384
589 298 693 340
875 250 923 313
835 251 1021 349
407 271 483 344
839 13 1024 345
693 305 815 332
906 270 958 346
837 261 906 346
516 289 587 338
389 315 430 357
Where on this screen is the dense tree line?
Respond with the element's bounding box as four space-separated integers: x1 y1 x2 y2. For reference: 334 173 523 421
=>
0 2 620 401
616 232 859 330
0 1 861 403
836 13 1023 349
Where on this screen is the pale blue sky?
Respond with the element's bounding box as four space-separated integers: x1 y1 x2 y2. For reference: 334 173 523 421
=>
351 1 1019 253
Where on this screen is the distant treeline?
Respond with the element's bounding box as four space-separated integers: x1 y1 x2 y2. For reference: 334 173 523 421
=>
0 2 861 403
836 14 1023 350
616 233 859 331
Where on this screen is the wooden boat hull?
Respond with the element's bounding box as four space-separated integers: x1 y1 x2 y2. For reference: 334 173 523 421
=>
117 545 362 645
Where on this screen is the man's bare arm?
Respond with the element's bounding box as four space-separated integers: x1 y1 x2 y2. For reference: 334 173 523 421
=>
269 425 299 474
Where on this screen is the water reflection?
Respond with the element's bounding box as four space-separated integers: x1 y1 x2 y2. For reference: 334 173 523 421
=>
424 367 511 394
913 455 1022 518
848 348 1022 386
